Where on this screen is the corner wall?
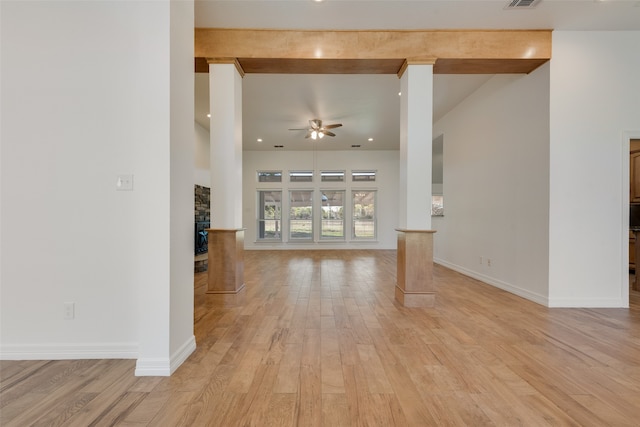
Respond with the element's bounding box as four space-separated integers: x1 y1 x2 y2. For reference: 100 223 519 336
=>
432 64 551 305
549 31 640 307
1 0 195 373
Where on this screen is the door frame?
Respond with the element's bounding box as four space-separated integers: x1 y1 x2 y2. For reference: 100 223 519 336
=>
622 131 640 307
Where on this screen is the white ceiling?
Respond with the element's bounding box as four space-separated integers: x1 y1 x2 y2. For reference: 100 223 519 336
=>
193 0 640 151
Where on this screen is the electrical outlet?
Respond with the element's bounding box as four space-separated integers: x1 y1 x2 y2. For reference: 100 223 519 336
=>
487 259 491 267
63 302 75 320
116 174 133 191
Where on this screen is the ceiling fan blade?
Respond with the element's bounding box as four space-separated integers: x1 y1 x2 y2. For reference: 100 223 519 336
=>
305 131 313 139
323 131 336 137
288 128 307 131
323 123 342 129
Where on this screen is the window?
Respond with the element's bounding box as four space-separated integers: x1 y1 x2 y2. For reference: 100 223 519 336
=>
321 171 345 182
352 191 376 239
321 190 345 239
258 171 282 183
289 190 313 240
352 170 376 182
257 191 282 240
431 195 444 216
289 171 313 182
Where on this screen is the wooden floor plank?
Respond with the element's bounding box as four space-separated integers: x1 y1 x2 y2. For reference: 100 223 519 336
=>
320 327 345 394
321 392 350 427
1 250 640 426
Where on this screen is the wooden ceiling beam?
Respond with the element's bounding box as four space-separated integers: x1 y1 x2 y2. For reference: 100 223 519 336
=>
194 28 551 75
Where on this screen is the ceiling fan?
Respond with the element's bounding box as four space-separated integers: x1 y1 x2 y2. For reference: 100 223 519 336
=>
289 119 342 140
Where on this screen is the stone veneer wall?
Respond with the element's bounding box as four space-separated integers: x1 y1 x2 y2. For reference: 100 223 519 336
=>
195 185 210 273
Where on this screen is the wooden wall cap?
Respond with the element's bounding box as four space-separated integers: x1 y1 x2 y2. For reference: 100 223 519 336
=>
205 58 245 77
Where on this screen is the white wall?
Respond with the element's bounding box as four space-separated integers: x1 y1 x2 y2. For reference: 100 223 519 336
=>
432 64 550 305
243 150 399 249
549 31 640 307
1 0 195 373
194 122 211 187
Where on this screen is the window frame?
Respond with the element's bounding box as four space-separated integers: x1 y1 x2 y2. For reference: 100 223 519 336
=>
351 190 377 240
256 190 283 241
288 189 314 241
320 170 345 182
351 170 377 182
320 189 346 240
289 170 314 183
257 170 283 183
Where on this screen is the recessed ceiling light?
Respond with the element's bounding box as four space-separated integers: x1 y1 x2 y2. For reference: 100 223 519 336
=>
257 138 263 143
207 113 211 118
368 138 374 142
398 92 401 96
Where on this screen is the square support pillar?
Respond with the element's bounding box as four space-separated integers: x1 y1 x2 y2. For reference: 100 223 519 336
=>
206 228 245 294
395 229 436 307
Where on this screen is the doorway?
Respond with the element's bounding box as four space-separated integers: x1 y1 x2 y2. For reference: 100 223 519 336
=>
627 137 640 296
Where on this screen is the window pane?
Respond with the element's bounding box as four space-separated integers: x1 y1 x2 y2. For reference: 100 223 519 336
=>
289 171 313 182
321 171 344 182
258 171 282 183
431 195 444 216
352 171 376 182
352 191 376 239
321 190 345 239
290 190 313 240
258 190 281 240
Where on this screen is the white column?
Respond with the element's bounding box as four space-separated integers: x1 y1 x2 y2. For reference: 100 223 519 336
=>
209 62 243 229
399 63 433 230
396 63 435 307
207 62 245 295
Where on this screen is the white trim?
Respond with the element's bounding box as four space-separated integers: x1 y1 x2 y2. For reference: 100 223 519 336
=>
547 297 626 308
434 258 549 306
134 357 171 377
0 342 138 360
622 131 640 308
170 335 196 375
134 335 196 377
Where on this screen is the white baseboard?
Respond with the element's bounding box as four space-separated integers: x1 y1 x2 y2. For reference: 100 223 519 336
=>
0 342 138 360
170 335 196 375
135 335 196 377
547 297 627 308
134 357 171 376
434 257 549 306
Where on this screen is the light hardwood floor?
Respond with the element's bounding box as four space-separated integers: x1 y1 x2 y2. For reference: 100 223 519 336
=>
2 250 640 426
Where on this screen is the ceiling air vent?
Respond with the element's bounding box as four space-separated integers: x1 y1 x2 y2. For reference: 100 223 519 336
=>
505 0 541 9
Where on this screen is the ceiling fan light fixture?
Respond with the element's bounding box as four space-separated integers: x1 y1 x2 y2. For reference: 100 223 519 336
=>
290 119 342 140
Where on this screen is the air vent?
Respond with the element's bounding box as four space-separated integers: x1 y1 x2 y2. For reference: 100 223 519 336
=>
505 0 541 9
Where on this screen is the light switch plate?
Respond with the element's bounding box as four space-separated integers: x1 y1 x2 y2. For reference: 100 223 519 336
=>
116 174 133 191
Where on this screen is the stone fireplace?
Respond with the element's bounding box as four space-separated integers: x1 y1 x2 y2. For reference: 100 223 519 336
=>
194 185 210 273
